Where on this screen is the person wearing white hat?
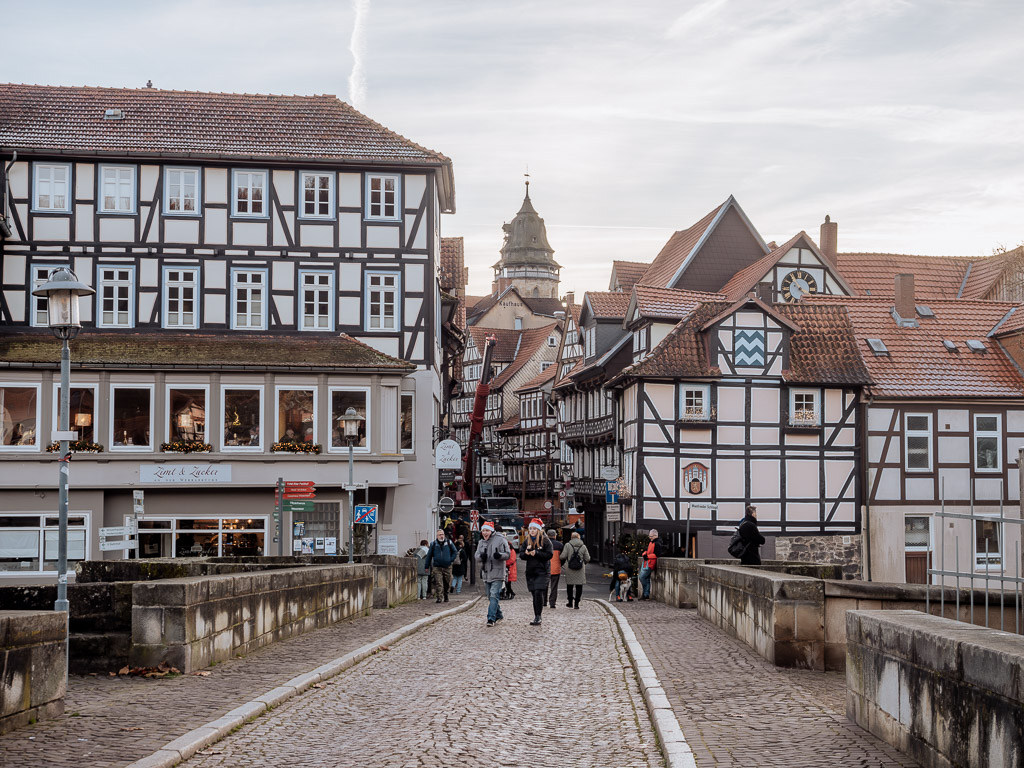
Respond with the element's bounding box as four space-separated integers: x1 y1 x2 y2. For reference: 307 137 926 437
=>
475 520 510 627
520 518 553 626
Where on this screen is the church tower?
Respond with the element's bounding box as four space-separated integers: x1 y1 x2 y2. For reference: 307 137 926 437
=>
491 180 561 299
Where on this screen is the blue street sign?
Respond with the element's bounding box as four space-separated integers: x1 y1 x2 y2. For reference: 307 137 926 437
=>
355 504 378 524
605 481 619 504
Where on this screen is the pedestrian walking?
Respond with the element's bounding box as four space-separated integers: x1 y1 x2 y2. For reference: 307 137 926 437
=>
413 539 429 599
560 531 590 609
475 520 510 627
738 504 766 565
610 550 633 602
520 518 554 626
547 528 563 609
503 540 518 599
425 528 458 603
451 535 468 594
638 528 664 600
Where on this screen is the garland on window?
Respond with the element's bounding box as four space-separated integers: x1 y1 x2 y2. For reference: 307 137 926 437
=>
46 440 104 453
271 441 322 454
160 440 213 453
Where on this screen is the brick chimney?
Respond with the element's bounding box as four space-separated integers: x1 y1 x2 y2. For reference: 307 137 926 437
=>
820 215 838 266
894 273 917 327
564 291 575 305
754 283 774 303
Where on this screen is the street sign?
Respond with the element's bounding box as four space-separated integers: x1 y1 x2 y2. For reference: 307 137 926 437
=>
688 502 718 511
133 489 145 517
438 497 455 513
470 521 480 532
100 525 136 538
100 538 138 552
558 490 566 499
439 470 457 483
470 509 479 522
544 501 552 509
355 504 378 524
605 481 619 504
600 466 619 480
283 500 314 513
283 491 316 499
284 481 315 489
378 535 399 555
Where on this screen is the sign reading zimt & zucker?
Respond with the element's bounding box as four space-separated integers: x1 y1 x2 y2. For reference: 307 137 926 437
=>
139 464 233 483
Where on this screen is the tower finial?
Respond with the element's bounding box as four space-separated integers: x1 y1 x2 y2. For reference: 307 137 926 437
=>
524 165 530 196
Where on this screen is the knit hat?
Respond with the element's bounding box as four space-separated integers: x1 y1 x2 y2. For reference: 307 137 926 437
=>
481 520 495 532
528 518 543 531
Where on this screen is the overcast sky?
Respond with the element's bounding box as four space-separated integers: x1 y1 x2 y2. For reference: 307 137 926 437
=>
4 0 1023 296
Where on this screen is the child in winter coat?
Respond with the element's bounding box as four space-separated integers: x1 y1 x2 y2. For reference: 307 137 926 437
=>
503 541 518 599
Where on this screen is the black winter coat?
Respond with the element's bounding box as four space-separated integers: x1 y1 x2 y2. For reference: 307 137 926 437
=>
519 534 554 591
451 544 469 577
738 515 765 565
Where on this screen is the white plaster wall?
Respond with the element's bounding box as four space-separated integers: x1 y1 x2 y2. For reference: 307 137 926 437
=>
232 222 268 247
205 169 228 204
786 459 819 498
366 226 399 249
299 224 333 248
164 218 199 243
99 218 134 242
750 387 779 423
33 217 70 241
76 207 94 241
75 163 94 199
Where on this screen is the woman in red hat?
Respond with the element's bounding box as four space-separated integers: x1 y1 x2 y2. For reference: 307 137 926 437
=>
520 518 554 626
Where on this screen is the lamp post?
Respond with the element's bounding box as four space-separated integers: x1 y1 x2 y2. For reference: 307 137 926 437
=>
339 407 365 563
31 268 94 618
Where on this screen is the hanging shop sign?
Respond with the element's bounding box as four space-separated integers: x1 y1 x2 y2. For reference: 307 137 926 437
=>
435 439 463 470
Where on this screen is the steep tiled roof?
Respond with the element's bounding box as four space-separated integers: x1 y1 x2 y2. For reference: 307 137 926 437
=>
553 358 585 390
637 203 723 288
515 365 556 393
520 296 564 316
835 253 970 299
990 306 1024 337
0 84 450 165
632 285 725 321
585 291 632 320
610 260 650 291
466 327 521 362
959 248 1024 299
496 414 521 432
808 296 1024 397
0 332 414 370
719 232 809 300
491 323 560 389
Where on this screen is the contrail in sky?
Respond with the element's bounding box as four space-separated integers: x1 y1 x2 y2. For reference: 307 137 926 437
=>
348 0 370 109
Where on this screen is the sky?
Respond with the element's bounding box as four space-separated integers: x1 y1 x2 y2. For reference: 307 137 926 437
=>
3 0 1023 296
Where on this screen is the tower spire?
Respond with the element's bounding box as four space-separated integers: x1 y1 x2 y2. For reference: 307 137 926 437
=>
524 166 530 198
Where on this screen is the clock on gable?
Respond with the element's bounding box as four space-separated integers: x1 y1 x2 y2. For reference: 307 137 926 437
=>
780 269 818 302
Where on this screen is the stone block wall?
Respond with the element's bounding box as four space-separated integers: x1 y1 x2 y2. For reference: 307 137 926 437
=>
0 611 67 734
129 564 373 673
697 564 825 670
775 534 862 580
651 558 704 607
846 610 1024 768
356 555 417 608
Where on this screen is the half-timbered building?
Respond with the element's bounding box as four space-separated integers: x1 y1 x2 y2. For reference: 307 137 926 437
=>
0 84 455 577
496 366 559 517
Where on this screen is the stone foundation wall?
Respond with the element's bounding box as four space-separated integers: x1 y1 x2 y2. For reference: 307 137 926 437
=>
0 611 67 734
775 534 862 580
846 610 1024 768
129 564 373 673
356 555 417 608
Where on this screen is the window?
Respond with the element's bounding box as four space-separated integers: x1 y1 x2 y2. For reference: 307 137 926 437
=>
905 516 930 550
974 414 1001 472
232 270 267 330
276 388 316 446
0 384 40 450
680 384 711 421
366 174 399 220
789 389 819 426
53 384 97 444
111 386 152 449
0 513 88 575
163 268 198 329
99 165 136 213
300 271 334 331
164 168 200 214
33 163 71 211
222 387 263 450
30 266 51 327
98 266 135 327
134 517 266 559
539 361 554 372
232 170 267 217
975 517 1003 570
330 388 368 451
400 393 414 452
514 317 523 331
904 413 932 472
584 326 596 359
167 387 207 444
365 271 399 331
548 335 558 347
300 171 334 218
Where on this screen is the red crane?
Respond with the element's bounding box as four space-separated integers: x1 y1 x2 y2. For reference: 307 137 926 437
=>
457 334 498 502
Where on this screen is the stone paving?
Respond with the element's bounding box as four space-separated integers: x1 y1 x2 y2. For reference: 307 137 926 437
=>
181 598 663 768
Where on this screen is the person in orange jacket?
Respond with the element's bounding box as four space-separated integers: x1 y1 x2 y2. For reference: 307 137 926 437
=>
503 538 518 599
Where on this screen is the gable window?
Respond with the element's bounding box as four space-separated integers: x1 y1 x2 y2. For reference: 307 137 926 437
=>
98 266 135 328
300 172 334 218
365 271 399 331
584 326 596 359
232 270 267 330
904 413 932 472
111 385 153 449
400 393 414 452
99 165 136 213
366 174 399 220
539 361 554 372
0 383 40 450
299 271 334 331
329 388 368 452
167 387 207 444
679 384 711 421
33 163 71 212
164 168 200 214
974 414 1001 472
163 268 198 329
222 387 262 450
233 170 267 217
789 388 820 426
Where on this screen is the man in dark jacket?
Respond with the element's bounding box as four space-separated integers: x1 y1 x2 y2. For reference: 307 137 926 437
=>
425 528 458 602
738 505 766 565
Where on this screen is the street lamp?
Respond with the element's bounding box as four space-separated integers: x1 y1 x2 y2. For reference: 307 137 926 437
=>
31 267 94 618
339 407 364 563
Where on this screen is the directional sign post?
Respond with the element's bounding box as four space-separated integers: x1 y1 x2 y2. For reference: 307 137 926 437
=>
100 519 137 553
354 504 378 525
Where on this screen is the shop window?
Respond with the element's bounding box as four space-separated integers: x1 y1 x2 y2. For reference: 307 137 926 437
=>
111 386 152 449
223 388 262 450
54 385 96 444
400 393 414 452
167 388 207 444
0 384 40 450
0 514 87 574
277 388 316 445
330 388 368 451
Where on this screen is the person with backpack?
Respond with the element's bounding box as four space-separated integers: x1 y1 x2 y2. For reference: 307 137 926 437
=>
412 539 430 599
737 504 765 565
638 528 664 600
475 520 510 627
425 528 458 603
451 535 468 594
560 531 590 609
520 519 554 626
546 528 563 609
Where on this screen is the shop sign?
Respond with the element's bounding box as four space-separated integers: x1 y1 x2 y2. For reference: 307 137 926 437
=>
140 463 233 483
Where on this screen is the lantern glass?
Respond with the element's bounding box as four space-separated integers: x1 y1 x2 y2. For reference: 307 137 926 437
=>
48 289 79 328
340 407 363 439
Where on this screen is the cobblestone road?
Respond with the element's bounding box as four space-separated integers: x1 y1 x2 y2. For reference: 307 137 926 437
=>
182 599 663 768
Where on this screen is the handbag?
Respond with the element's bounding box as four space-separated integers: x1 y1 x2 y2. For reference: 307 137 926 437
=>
727 529 748 559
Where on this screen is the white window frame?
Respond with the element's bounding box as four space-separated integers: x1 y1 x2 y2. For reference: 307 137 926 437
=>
165 384 210 445
98 164 137 214
231 269 268 331
364 270 401 332
30 265 52 327
130 515 268 559
973 413 1002 473
400 392 415 454
298 270 335 332
32 163 72 212
163 167 201 216
789 388 820 426
221 384 264 452
275 386 318 447
585 326 596 359
365 173 401 221
51 382 99 446
231 169 269 218
327 386 370 454
0 382 42 452
0 511 90 577
974 516 1003 571
679 384 711 421
109 383 155 452
162 266 200 330
904 412 933 472
97 265 136 329
904 515 932 552
298 171 335 219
